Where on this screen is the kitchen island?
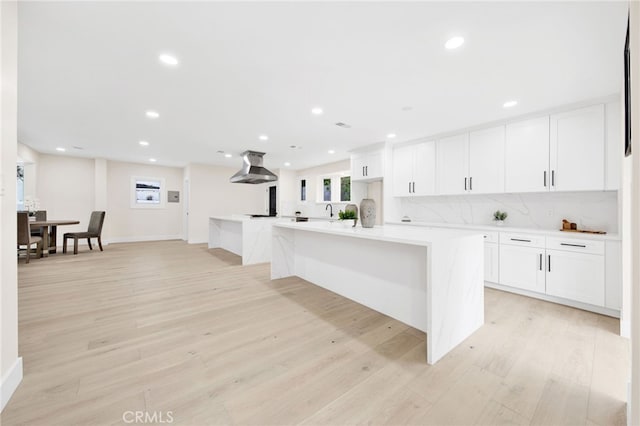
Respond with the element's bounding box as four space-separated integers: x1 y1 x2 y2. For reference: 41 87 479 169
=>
209 216 281 265
271 221 484 364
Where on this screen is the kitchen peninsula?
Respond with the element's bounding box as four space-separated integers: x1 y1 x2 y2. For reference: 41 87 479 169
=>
209 216 280 265
271 222 485 364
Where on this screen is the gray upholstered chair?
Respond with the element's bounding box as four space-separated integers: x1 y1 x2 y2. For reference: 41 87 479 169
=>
17 212 42 263
63 211 106 255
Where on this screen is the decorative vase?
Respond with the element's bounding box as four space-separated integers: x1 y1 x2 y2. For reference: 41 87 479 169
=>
360 199 376 228
345 203 358 218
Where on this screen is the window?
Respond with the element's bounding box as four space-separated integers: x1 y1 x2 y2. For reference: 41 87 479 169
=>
323 178 332 202
131 176 166 208
300 179 306 201
16 164 24 211
340 176 351 202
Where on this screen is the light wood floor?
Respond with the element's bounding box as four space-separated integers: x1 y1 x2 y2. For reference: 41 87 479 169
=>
2 240 629 426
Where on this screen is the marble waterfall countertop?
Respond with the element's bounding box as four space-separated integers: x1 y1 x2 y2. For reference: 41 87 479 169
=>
386 220 621 241
271 221 485 364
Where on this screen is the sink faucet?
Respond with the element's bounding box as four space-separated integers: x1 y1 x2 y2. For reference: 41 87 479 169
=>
325 203 334 217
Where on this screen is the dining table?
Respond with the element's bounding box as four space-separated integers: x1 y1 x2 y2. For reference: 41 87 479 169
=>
30 219 80 257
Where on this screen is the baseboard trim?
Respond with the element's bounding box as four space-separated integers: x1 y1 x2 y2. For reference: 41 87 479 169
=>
105 235 183 244
1 357 23 412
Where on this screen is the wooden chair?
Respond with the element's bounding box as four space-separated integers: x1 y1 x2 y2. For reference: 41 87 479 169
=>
17 212 42 263
30 210 47 238
63 211 106 255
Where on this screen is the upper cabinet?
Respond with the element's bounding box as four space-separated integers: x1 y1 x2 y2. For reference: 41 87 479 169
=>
436 126 505 195
550 104 605 192
505 116 550 193
393 141 436 196
351 150 384 181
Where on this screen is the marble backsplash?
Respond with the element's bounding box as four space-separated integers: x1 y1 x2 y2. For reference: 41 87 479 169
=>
398 191 618 233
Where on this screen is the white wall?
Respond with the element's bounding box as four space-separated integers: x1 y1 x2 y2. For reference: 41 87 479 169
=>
106 161 183 242
17 143 39 201
1 0 21 411
397 191 619 233
186 163 265 243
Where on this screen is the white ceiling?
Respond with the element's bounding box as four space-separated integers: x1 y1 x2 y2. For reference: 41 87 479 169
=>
18 1 628 170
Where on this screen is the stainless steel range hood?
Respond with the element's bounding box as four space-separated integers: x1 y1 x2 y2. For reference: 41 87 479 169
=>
230 150 278 184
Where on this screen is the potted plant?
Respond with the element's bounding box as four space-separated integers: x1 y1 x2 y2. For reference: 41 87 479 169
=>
338 209 358 227
493 210 508 226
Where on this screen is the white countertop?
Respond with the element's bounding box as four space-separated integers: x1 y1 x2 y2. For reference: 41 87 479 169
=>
274 221 483 247
210 215 281 222
386 220 621 241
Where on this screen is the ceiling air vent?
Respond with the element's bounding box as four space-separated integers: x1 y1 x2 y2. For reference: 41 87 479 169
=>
335 122 352 129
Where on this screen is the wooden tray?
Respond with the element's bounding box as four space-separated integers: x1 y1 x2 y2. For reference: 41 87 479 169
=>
559 229 607 234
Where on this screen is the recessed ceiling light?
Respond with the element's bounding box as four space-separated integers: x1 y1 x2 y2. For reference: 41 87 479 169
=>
328 149 335 154
55 147 66 152
159 54 179 66
224 153 232 158
503 100 518 108
149 158 157 162
311 107 323 115
284 162 291 167
387 133 397 139
145 110 159 119
258 135 269 141
445 36 465 50
139 140 149 146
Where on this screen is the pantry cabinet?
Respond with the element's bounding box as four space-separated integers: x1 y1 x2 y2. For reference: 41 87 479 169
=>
392 141 436 196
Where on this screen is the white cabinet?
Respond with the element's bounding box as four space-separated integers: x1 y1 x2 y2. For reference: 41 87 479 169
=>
352 150 384 181
468 126 505 194
546 249 605 307
505 116 550 193
484 242 499 283
550 104 605 191
436 127 504 195
393 141 436 196
436 133 469 195
499 244 546 293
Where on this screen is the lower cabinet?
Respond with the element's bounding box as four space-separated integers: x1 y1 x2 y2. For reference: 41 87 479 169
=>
499 244 545 293
546 249 605 306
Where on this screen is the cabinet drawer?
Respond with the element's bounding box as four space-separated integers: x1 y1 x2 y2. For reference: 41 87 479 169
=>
546 237 604 255
482 231 499 243
500 233 545 248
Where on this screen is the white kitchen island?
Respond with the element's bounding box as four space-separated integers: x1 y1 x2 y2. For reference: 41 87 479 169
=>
209 216 281 265
271 222 485 364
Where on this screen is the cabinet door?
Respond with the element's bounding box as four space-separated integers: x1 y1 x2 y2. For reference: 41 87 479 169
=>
436 133 469 195
546 249 605 306
392 146 414 196
484 242 499 283
351 155 367 180
412 141 436 196
499 245 545 293
468 126 505 194
550 104 605 191
365 151 384 179
505 117 550 193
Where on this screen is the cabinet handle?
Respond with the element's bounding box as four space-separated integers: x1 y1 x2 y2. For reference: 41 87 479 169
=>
510 238 531 242
544 171 547 187
409 182 412 193
548 255 551 272
560 243 587 248
539 253 543 271
551 170 555 187
366 166 368 176
412 182 415 193
470 177 473 191
362 166 365 176
464 177 467 191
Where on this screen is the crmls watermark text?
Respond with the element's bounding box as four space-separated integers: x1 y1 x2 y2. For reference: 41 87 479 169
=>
122 411 174 423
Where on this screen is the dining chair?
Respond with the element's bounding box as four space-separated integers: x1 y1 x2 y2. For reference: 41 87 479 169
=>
63 211 106 255
17 212 42 263
30 210 47 238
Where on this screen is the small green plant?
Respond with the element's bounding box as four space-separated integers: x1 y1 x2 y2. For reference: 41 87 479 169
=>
338 210 357 220
493 210 508 221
